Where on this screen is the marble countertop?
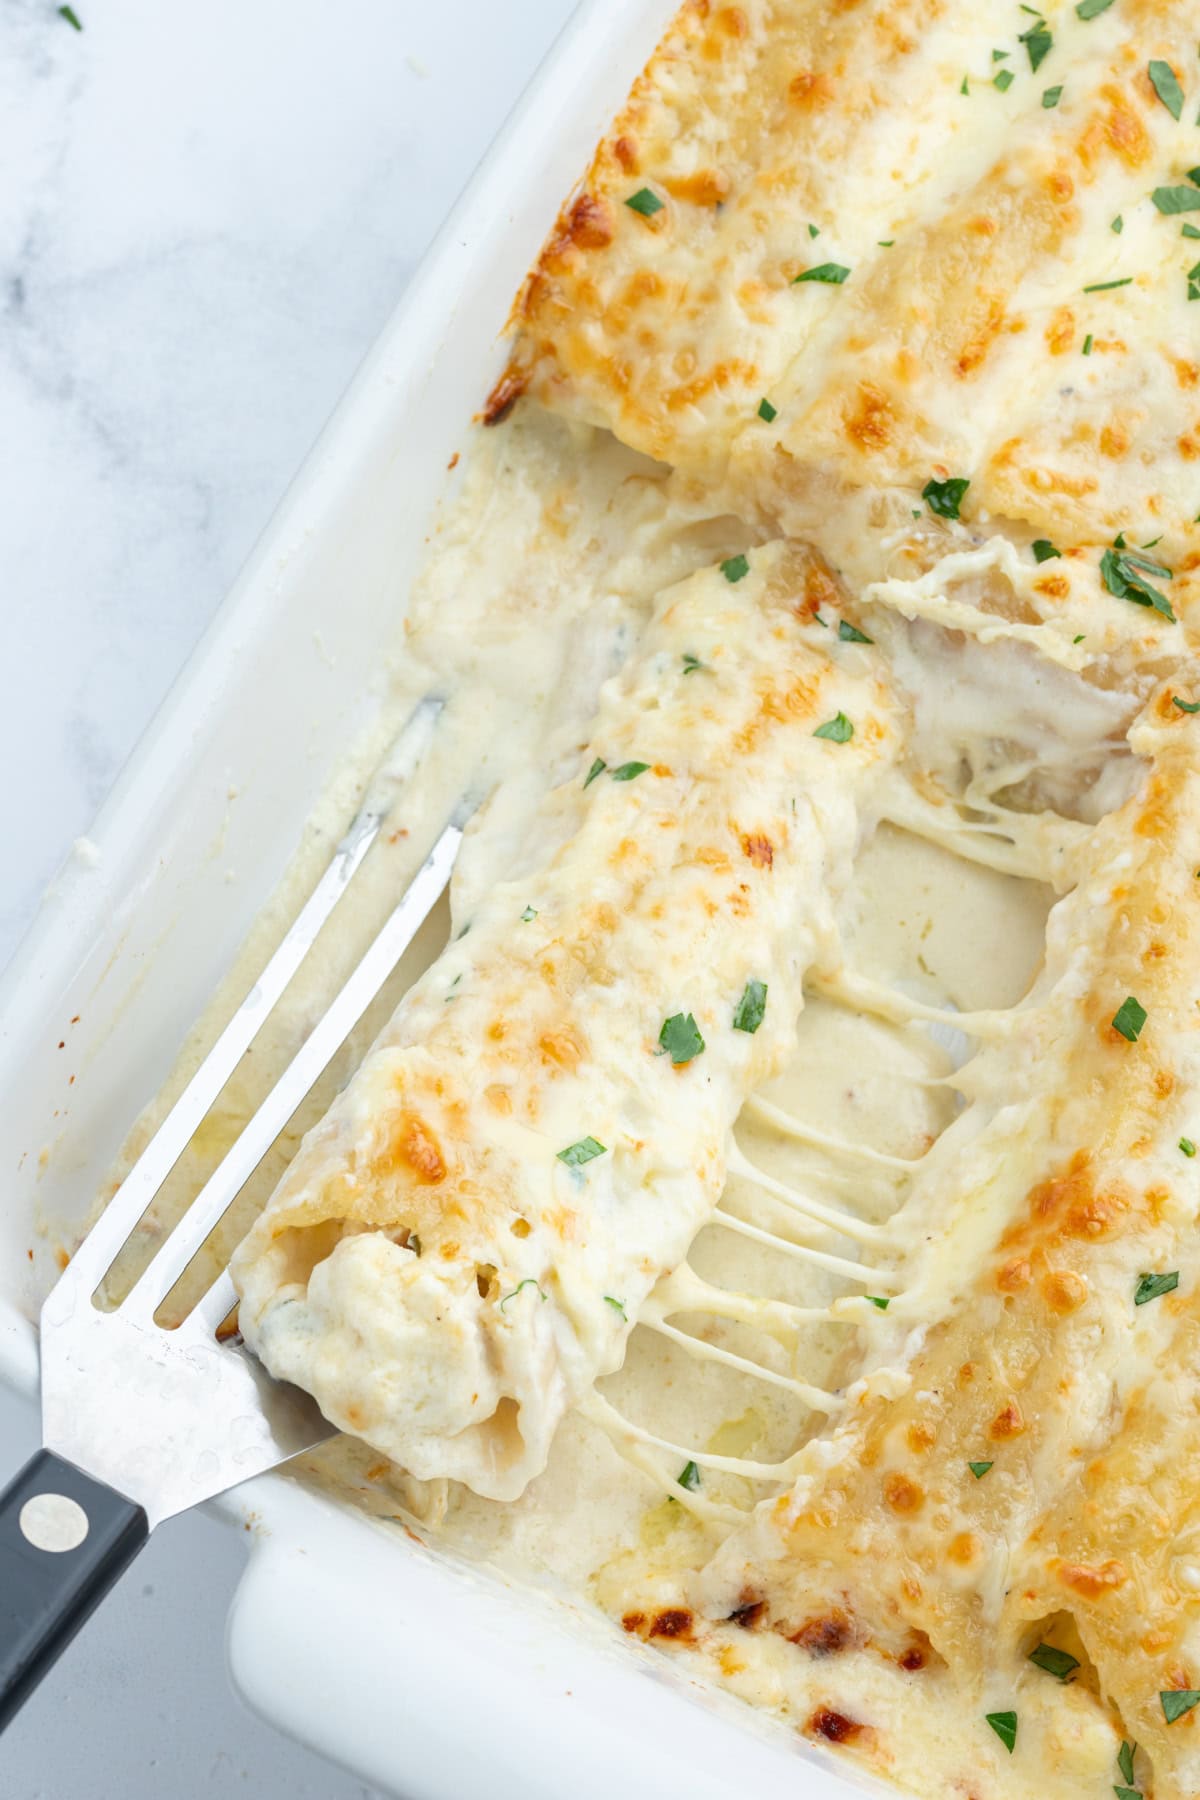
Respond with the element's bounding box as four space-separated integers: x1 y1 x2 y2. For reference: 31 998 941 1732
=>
0 1 576 1793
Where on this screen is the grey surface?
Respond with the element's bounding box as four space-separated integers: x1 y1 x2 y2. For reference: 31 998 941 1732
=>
0 0 577 1793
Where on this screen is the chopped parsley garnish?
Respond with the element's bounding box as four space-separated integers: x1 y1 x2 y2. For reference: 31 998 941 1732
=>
1152 186 1200 215
1075 0 1115 16
1190 167 1200 187
1032 539 1062 562
1134 1270 1179 1305
808 222 820 238
1181 1137 1197 1157
1114 1788 1141 1799
1101 546 1175 620
520 904 537 921
878 238 895 246
733 979 767 1034
1174 696 1200 712
1161 1690 1200 1724
499 1278 547 1311
969 1460 994 1479
604 1295 627 1319
1185 223 1200 239
678 1460 701 1490
1029 1643 1080 1680
1073 633 1085 643
994 68 1016 91
1042 84 1063 106
757 396 778 422
611 761 649 781
992 48 1010 61
1149 58 1184 120
721 553 750 583
557 1136 607 1168
814 712 854 742
1119 1742 1138 1787
923 474 970 519
793 262 851 284
961 75 970 95
1111 995 1147 1042
866 1295 891 1310
58 4 82 26
681 653 706 674
1021 23 1052 70
1112 214 1124 233
1082 334 1094 354
659 1012 705 1065
625 187 663 217
584 757 606 787
985 1711 1018 1753
1082 276 1132 292
838 619 874 643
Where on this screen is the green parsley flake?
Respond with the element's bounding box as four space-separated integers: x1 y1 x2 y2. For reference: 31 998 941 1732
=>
757 396 778 422
838 619 874 643
678 1460 701 1491
610 761 649 781
681 653 706 674
604 1295 627 1319
659 1012 705 1065
992 48 1010 61
721 553 750 583
1152 186 1200 215
1174 696 1200 712
923 474 971 519
969 1460 994 1478
808 222 820 238
733 979 767 1034
1149 58 1184 120
499 1279 547 1311
814 712 854 743
878 239 895 247
961 75 970 94
1082 276 1132 292
1111 995 1148 1041
1185 223 1200 239
625 187 663 217
1101 546 1175 620
58 4 83 26
1119 1742 1138 1786
1162 1690 1200 1724
520 905 537 922
1135 1270 1180 1305
986 1711 1018 1754
1029 1643 1080 1681
793 262 851 284
1112 214 1124 232
557 1136 607 1168
1181 1137 1197 1157
1032 539 1062 562
866 1295 891 1310
1073 633 1085 643
1113 1788 1140 1800
1082 334 1094 355
1075 0 1115 16
584 757 607 787
1190 167 1200 187
994 67 1016 91
1042 84 1063 106
1021 23 1052 70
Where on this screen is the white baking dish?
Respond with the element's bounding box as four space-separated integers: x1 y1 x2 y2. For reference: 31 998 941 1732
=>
0 3 883 1794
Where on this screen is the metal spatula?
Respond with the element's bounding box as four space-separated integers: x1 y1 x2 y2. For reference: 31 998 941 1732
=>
0 701 467 1729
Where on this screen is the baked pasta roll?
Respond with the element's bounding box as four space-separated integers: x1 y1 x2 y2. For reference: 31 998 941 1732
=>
233 542 900 1498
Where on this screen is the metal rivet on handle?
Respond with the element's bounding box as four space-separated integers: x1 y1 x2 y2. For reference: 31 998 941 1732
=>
18 1494 89 1553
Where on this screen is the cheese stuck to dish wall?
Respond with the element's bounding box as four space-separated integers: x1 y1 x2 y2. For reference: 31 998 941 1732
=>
232 543 900 1498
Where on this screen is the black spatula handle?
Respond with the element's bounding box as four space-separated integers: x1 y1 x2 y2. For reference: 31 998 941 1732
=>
0 1449 148 1729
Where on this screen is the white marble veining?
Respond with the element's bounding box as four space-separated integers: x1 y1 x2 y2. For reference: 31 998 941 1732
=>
0 1 577 1794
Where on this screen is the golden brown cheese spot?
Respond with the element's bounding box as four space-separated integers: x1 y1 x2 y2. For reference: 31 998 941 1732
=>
557 192 614 253
788 69 836 108
790 1611 853 1656
996 1256 1033 1294
1034 573 1070 600
1077 85 1153 174
907 1422 937 1454
621 1611 646 1635
807 1708 864 1744
947 1532 982 1568
509 1217 531 1239
611 134 639 174
989 1400 1026 1441
741 832 774 869
1045 307 1076 356
485 1084 512 1116
1099 417 1134 459
1041 1269 1088 1314
386 1113 447 1185
1058 1559 1129 1598
843 381 895 450
728 1599 766 1629
649 1607 695 1642
954 299 1006 378
481 367 528 427
539 1029 586 1072
663 168 732 207
884 1472 924 1514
